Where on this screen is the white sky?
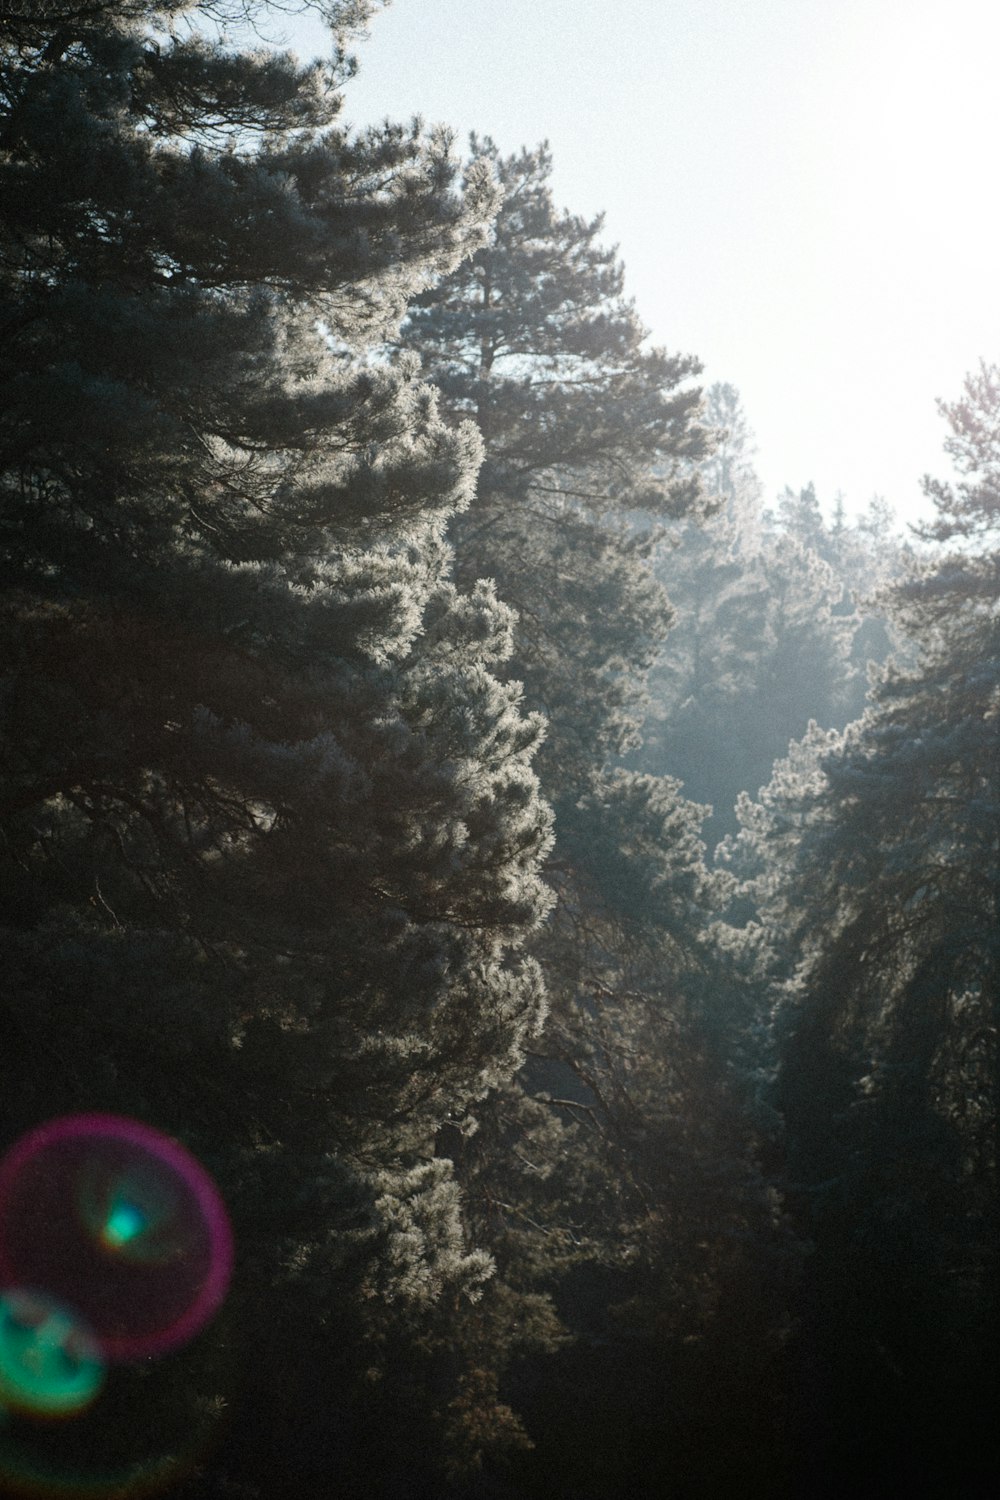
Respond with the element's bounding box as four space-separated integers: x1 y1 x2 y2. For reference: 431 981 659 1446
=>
277 0 1000 528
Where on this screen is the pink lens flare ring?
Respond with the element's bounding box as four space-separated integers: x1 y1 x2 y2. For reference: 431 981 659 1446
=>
0 1114 233 1363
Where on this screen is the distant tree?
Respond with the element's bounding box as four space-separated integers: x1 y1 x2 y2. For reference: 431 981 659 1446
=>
0 5 558 1491
774 487 911 707
638 408 862 843
769 479 826 554
699 380 765 551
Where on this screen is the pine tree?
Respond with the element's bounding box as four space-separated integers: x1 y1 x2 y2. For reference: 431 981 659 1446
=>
395 136 711 786
395 147 795 1496
724 367 1000 1493
639 399 862 843
1 5 557 1490
698 380 765 552
393 132 718 1180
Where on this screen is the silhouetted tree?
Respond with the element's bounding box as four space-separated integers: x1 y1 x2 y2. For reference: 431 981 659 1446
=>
0 5 558 1492
722 367 1000 1494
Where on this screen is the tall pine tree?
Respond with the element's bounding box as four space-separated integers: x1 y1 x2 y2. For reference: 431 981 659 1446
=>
395 139 794 1498
1 5 556 1491
723 366 1000 1495
395 136 711 787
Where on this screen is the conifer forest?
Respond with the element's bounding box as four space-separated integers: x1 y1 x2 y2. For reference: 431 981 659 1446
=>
2 4 998 1497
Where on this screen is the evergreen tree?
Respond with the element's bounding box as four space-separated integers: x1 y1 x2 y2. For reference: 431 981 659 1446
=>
393 137 718 1130
396 147 793 1497
698 380 764 552
768 479 826 554
395 136 711 787
0 5 557 1491
638 397 863 843
724 367 1000 1494
393 132 717 1200
769 485 910 713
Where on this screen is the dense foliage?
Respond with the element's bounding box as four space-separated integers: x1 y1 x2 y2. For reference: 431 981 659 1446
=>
1 3 555 1491
394 140 806 1500
636 387 908 841
719 367 1000 1495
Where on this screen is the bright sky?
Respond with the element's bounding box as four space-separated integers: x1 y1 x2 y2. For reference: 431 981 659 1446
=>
279 0 1000 528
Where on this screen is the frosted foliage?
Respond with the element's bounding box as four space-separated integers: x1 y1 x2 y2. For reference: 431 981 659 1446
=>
0 0 555 1332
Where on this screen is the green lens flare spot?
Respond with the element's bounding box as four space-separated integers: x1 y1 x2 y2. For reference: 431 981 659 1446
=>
0 1292 104 1417
78 1162 187 1265
102 1199 146 1248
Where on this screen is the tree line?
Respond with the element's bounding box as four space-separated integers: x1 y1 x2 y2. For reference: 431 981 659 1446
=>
1 4 996 1495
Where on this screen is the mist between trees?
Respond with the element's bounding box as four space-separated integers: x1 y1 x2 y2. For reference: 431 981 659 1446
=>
2 4 997 1496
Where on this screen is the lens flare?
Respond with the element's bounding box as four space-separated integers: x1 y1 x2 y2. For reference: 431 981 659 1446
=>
0 1291 103 1419
102 1202 145 1250
77 1158 189 1268
0 1116 232 1363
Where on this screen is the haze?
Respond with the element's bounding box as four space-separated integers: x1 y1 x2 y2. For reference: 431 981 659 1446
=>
281 0 1000 526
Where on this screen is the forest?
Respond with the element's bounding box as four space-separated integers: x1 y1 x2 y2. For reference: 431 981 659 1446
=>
0 3 997 1496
